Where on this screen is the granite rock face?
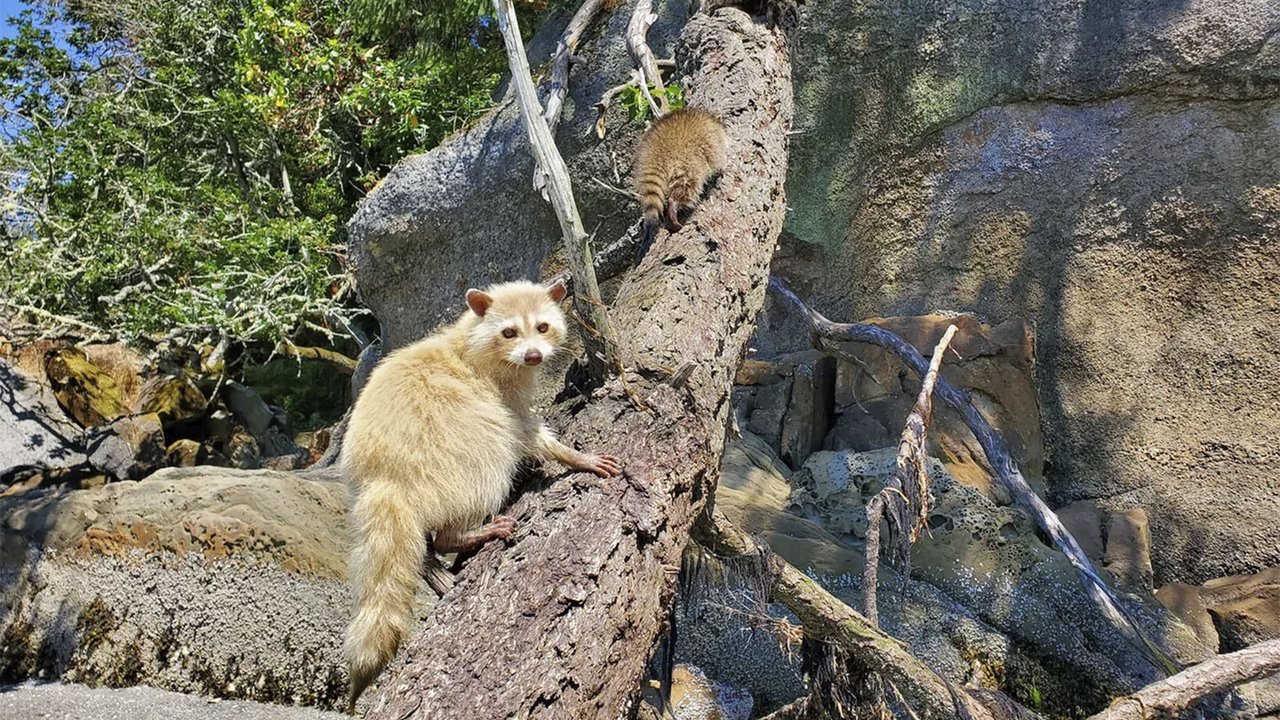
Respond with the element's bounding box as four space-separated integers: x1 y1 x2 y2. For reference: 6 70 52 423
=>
767 0 1280 586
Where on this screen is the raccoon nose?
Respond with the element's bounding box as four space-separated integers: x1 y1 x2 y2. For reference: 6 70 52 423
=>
523 350 543 366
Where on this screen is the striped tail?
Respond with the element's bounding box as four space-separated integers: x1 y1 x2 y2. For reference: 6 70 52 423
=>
344 482 427 711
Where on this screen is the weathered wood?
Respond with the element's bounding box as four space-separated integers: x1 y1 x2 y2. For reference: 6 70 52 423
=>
493 0 619 377
533 0 606 196
864 324 956 626
626 0 667 116
1084 639 1280 720
768 277 1180 677
363 11 792 720
697 510 998 720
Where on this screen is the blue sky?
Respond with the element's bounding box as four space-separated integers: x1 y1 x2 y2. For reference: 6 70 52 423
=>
0 0 24 39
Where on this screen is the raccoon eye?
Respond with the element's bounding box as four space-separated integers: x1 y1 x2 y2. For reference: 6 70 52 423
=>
536 322 549 334
501 328 517 339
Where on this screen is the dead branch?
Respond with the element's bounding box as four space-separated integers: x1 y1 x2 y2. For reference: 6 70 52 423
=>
272 342 356 373
696 510 1001 720
626 0 668 115
768 276 1180 677
494 0 620 377
534 0 606 196
864 324 956 626
363 11 792 719
1085 639 1280 720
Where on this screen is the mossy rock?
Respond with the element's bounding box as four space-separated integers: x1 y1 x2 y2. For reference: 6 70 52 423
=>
137 374 206 427
43 349 129 427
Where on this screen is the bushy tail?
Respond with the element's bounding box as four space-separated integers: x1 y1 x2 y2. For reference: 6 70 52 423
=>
344 483 427 711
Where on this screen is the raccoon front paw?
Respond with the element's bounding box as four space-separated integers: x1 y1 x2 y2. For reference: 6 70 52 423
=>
579 453 622 478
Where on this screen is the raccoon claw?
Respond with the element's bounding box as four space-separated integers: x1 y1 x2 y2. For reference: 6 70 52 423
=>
581 453 623 478
485 515 517 540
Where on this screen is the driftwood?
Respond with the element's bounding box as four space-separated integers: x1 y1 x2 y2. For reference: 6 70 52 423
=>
1084 639 1280 720
533 0 606 196
697 510 1006 720
768 277 1180 676
493 0 619 377
863 324 956 627
362 11 792 719
626 0 667 116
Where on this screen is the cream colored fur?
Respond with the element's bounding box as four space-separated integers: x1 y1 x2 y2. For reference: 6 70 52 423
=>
341 280 619 710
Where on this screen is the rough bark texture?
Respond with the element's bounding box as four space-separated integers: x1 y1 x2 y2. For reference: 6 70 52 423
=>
1083 639 1280 720
362 10 792 720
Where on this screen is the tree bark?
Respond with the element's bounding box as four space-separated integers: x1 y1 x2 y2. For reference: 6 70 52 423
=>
363 10 792 720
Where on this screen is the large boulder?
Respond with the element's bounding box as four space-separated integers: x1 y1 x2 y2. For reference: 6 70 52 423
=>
0 360 88 477
345 4 692 349
767 0 1280 585
0 466 412 712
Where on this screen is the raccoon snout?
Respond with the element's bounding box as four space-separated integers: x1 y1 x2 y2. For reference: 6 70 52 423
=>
523 350 543 366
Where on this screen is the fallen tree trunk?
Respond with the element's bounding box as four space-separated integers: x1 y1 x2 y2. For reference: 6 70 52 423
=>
363 10 792 719
697 510 1003 720
1084 639 1280 720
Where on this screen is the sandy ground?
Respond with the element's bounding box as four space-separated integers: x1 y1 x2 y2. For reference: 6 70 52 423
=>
0 682 347 720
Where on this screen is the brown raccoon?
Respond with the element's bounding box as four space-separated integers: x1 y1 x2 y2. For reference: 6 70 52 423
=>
633 108 727 261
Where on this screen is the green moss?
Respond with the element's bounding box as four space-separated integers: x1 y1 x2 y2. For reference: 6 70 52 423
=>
102 641 146 688
0 614 36 682
74 596 118 660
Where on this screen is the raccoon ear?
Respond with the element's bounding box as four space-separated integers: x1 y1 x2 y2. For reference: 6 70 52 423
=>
465 289 493 317
547 279 567 303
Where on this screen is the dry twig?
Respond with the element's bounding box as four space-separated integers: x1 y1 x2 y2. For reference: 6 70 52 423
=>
864 324 956 626
768 276 1179 676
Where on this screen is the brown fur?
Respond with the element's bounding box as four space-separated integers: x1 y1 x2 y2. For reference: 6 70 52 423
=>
340 280 622 711
632 108 727 259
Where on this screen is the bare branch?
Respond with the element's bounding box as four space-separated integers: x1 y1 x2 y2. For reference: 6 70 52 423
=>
1084 639 1280 720
493 0 620 377
768 276 1180 677
534 0 606 196
272 341 356 373
626 0 668 115
864 324 956 626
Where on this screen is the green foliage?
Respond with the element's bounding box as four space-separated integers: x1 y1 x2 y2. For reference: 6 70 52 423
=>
620 82 686 122
0 0 526 349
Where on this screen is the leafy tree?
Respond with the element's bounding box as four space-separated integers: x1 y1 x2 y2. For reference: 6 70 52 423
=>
0 0 552 352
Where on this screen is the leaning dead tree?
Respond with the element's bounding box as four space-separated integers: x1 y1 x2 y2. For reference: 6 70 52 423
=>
1085 638 1280 720
363 9 792 719
768 278 1180 677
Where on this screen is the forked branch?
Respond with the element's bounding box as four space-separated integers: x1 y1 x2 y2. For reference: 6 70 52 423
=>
864 324 956 626
768 276 1179 677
